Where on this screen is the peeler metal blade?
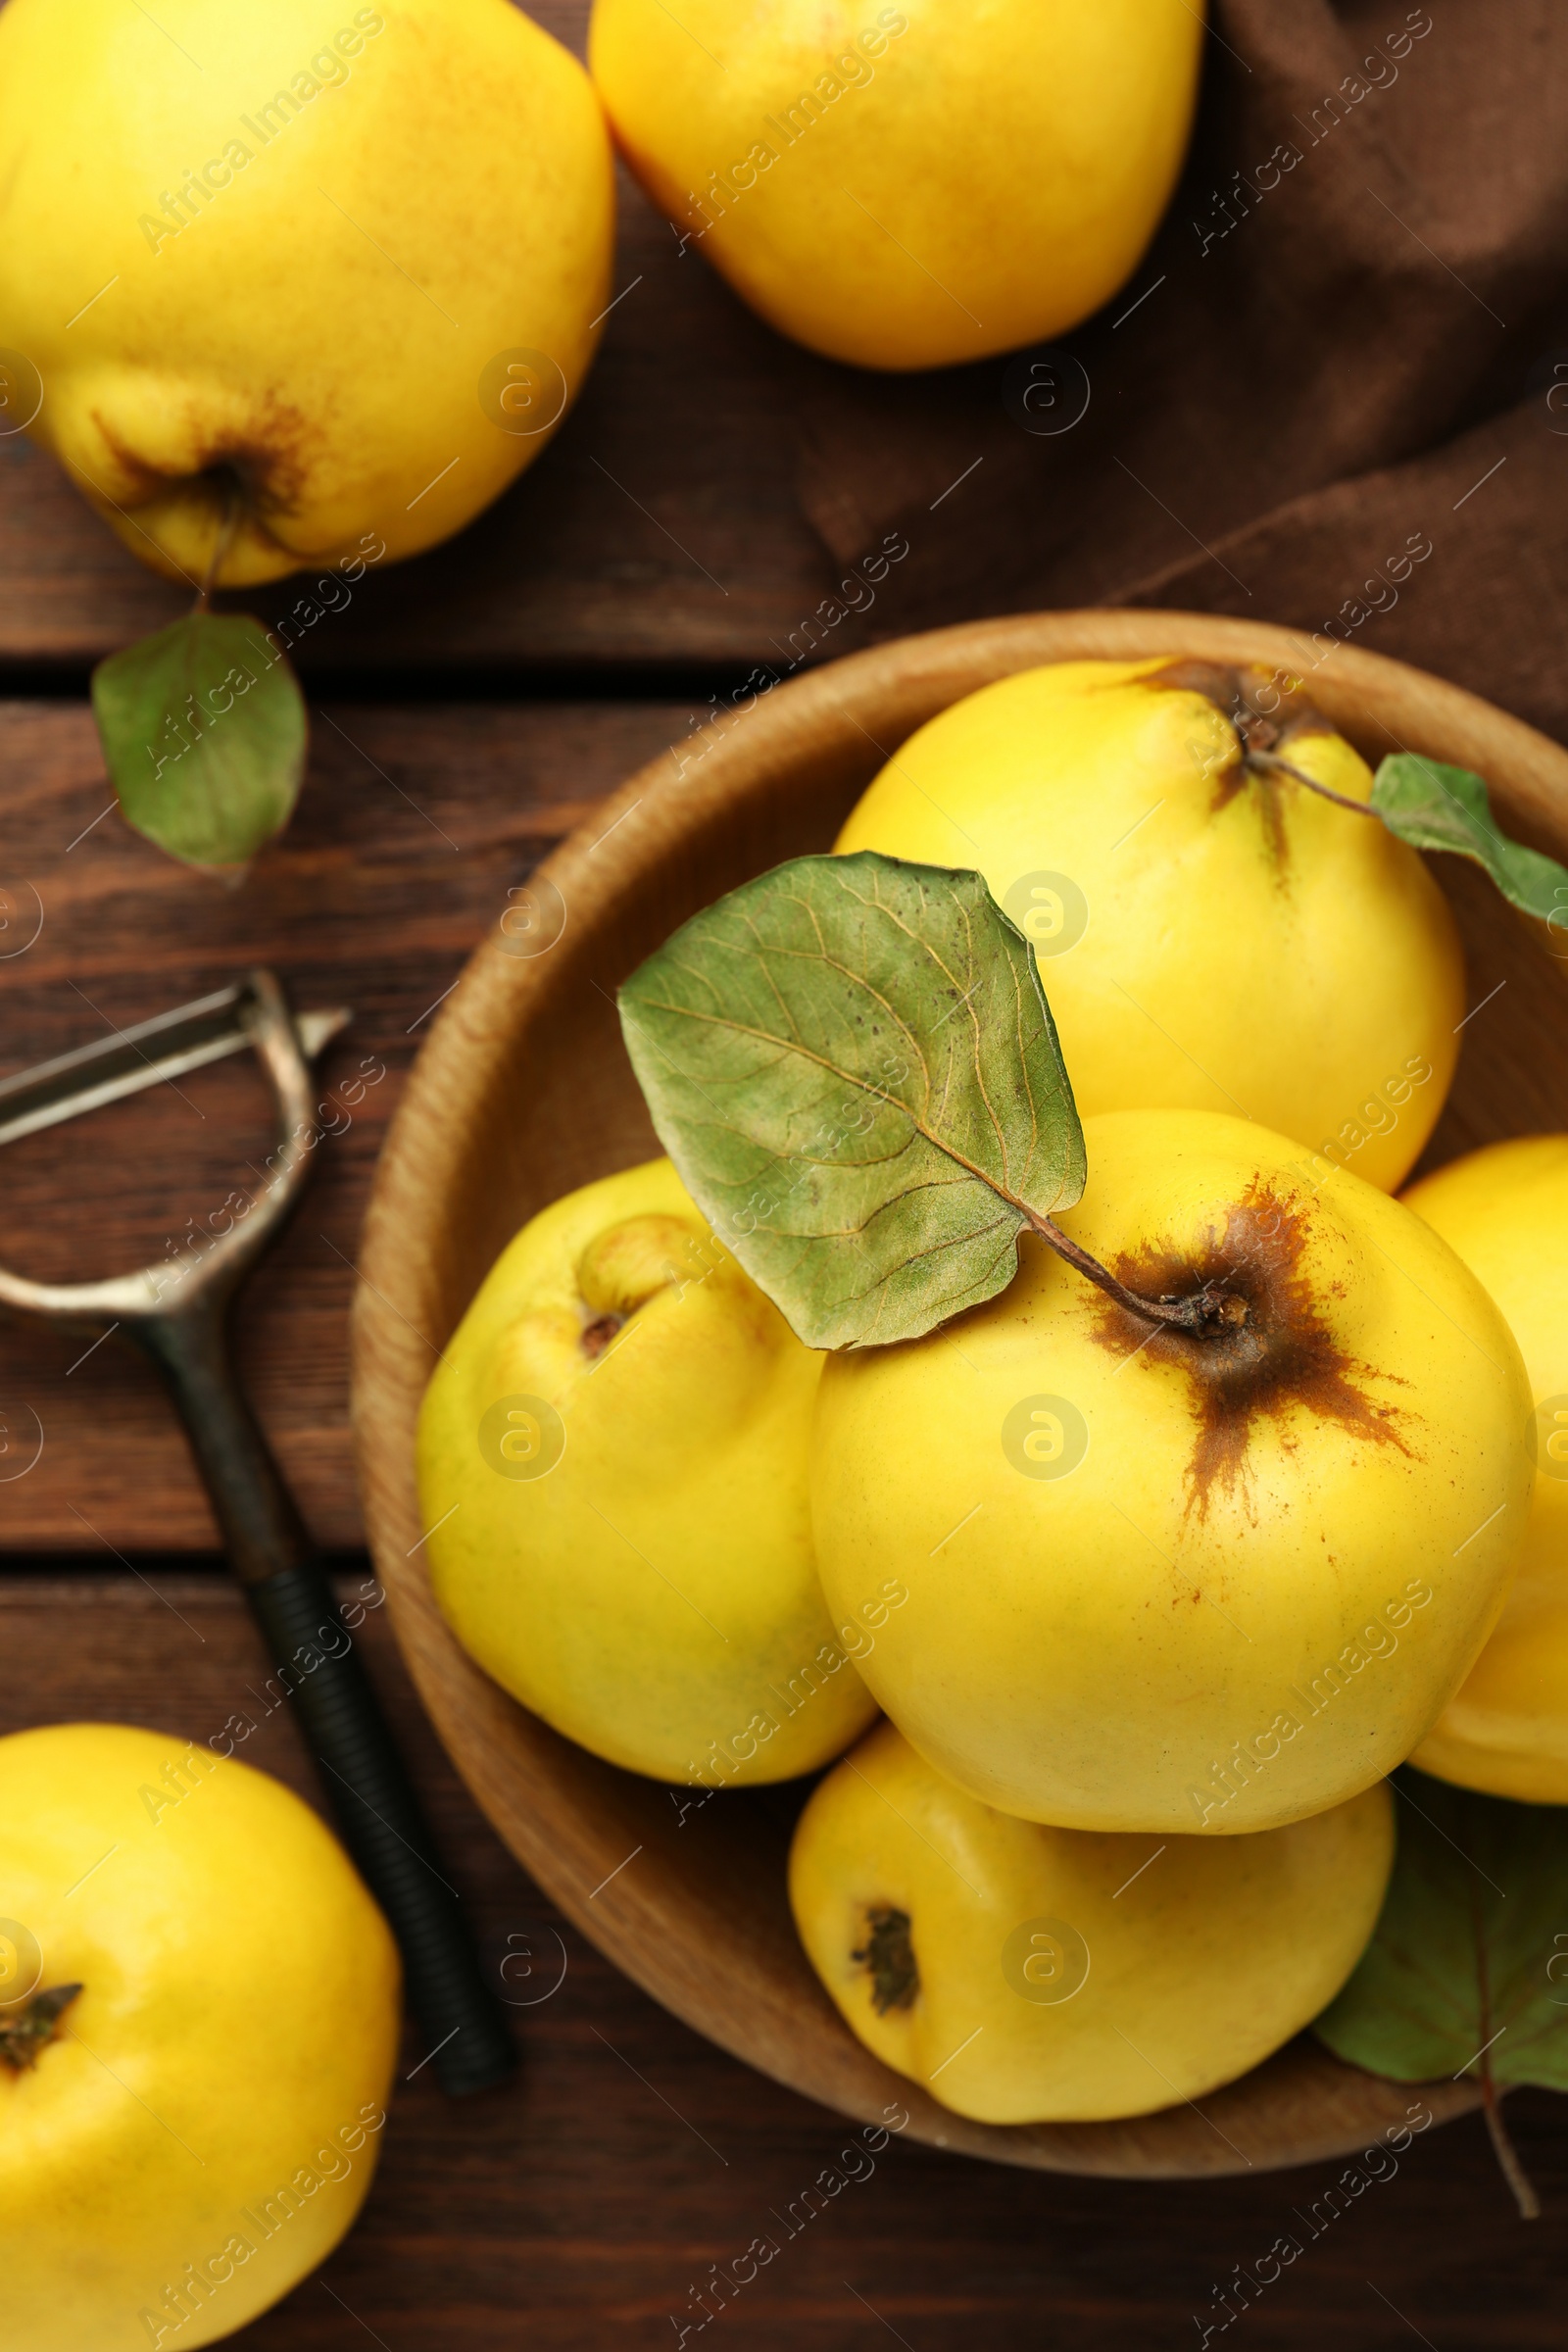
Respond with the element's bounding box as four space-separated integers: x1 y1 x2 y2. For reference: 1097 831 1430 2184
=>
0 981 350 1152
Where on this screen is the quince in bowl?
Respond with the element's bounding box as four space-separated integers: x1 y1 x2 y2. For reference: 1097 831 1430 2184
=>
352 609 1568 2176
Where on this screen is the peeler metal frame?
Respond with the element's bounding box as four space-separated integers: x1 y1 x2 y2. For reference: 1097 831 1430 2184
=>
0 968 514 2096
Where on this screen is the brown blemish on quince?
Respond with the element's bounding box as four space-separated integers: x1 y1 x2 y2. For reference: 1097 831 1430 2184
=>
1145 660 1340 867
0 1983 81 2072
1091 1178 1412 1520
853 1905 918 2016
93 395 318 529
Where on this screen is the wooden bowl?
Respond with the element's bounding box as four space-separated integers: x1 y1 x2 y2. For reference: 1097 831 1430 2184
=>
352 611 1568 2177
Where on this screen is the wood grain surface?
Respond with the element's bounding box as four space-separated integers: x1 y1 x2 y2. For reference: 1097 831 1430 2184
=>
0 1573 1557 2351
0 696 685 1549
3 0 1567 2328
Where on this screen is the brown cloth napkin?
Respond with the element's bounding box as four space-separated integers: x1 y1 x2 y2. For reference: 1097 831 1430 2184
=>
792 0 1568 745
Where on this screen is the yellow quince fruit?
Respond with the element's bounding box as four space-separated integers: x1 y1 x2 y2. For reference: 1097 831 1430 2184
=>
791 1719 1394 2123
0 1722 399 2352
809 1109 1532 1833
588 0 1203 369
836 659 1465 1192
0 0 613 585
417 1158 879 1789
1405 1137 1568 1801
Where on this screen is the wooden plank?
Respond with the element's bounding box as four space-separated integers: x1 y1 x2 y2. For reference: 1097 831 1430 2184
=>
0 1574 1562 2351
0 697 686 1551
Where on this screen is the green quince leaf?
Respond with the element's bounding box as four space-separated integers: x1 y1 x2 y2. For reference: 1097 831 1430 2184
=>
1315 1768 1568 2089
1373 754 1568 928
617 850 1086 1350
90 612 307 870
1314 1767 1568 2216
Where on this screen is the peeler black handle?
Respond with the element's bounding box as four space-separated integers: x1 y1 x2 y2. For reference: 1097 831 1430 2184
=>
135 1303 515 2098
245 1559 515 2096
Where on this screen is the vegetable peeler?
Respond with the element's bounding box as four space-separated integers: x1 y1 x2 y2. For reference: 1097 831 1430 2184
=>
0 968 514 2096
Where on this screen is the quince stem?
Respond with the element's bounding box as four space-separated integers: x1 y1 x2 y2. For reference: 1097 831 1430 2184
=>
1480 2061 1541 2222
1027 1213 1247 1338
0 1982 82 2071
193 479 242 614
1245 748 1378 817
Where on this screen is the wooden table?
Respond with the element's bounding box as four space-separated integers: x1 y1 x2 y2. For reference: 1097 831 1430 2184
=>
2 4 1563 2341
3 1576 1560 2351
